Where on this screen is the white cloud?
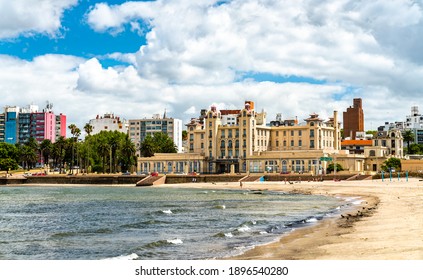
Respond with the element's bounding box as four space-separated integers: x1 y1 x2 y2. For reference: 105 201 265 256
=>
83 0 423 130
3 0 423 134
0 0 77 39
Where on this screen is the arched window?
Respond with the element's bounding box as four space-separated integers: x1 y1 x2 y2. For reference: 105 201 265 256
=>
220 140 225 148
391 132 396 138
228 140 233 148
310 122 314 126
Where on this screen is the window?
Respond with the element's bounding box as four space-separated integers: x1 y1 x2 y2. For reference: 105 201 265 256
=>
201 142 204 149
299 130 302 136
276 140 279 147
310 129 314 137
228 140 233 148
291 130 294 136
299 140 302 147
235 139 239 148
283 140 287 146
220 140 225 148
283 131 286 136
235 130 239 137
221 130 225 138
228 129 232 138
209 141 212 148
209 122 212 127
291 140 294 146
310 140 315 148
243 120 247 126
201 133 204 139
276 131 279 136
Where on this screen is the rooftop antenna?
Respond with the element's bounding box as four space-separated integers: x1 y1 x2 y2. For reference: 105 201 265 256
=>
46 100 53 112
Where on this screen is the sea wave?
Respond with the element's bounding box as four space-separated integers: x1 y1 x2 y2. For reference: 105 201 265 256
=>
162 210 172 214
103 253 139 260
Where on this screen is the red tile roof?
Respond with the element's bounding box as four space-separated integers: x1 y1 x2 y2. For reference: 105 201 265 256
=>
341 140 373 146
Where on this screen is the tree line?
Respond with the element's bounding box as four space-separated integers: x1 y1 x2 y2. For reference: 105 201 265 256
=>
0 123 138 173
0 123 178 173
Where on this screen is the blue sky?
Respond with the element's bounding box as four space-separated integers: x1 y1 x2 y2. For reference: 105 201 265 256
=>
1 0 423 132
0 0 145 64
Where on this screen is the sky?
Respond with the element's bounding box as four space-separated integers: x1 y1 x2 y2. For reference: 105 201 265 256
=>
1 0 423 135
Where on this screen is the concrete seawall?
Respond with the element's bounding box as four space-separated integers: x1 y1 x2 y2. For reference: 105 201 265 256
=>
1 175 147 185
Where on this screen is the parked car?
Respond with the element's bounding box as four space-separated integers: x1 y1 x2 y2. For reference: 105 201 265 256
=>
151 172 159 177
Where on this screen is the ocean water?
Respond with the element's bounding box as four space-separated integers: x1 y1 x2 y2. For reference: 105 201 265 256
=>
0 186 346 260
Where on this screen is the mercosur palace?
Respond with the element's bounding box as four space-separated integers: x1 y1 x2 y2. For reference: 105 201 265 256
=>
137 100 403 175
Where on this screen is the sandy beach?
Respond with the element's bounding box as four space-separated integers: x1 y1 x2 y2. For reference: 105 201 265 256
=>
164 177 423 260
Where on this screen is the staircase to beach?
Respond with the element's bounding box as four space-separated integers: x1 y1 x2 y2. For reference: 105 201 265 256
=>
136 175 166 187
239 175 263 182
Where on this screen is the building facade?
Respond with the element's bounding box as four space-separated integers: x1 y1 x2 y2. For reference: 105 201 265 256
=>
129 114 183 156
88 113 128 136
55 114 67 140
137 101 361 175
343 98 364 140
2 104 65 144
0 112 5 142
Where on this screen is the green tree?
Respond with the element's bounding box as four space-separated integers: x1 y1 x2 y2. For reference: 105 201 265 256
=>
119 134 137 172
327 163 344 173
68 124 81 173
182 130 188 141
402 130 415 155
84 123 93 136
0 158 19 171
0 143 20 170
52 136 67 173
19 144 38 170
153 132 177 153
381 157 401 172
140 135 156 157
40 139 53 170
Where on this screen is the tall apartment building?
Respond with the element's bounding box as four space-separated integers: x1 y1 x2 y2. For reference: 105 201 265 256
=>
2 104 66 144
129 114 183 155
5 106 20 144
56 114 67 140
31 111 56 143
0 112 5 142
88 113 128 136
343 98 364 140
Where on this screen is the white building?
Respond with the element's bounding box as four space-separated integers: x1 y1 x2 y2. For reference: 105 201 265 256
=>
89 113 128 135
129 114 183 155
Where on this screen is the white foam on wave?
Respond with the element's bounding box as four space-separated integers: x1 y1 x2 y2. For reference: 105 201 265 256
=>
259 231 268 235
352 200 364 205
103 253 139 260
162 210 172 214
306 217 318 223
167 238 183 244
224 233 233 238
237 225 251 232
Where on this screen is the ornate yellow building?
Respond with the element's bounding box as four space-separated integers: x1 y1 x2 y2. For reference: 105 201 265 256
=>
137 101 370 175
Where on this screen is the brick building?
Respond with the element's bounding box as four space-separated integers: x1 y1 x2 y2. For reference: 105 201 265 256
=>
343 98 364 140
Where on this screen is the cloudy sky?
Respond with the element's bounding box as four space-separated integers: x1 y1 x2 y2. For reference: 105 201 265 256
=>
1 0 423 135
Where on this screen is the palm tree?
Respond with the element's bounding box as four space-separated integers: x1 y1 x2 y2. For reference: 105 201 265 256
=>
68 124 81 174
40 139 53 171
53 136 66 173
84 123 93 136
402 130 415 155
119 134 136 173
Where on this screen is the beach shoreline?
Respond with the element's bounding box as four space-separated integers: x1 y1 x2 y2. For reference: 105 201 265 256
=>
162 178 423 260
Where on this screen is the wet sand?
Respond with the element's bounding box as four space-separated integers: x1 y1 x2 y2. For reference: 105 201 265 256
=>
164 178 423 260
